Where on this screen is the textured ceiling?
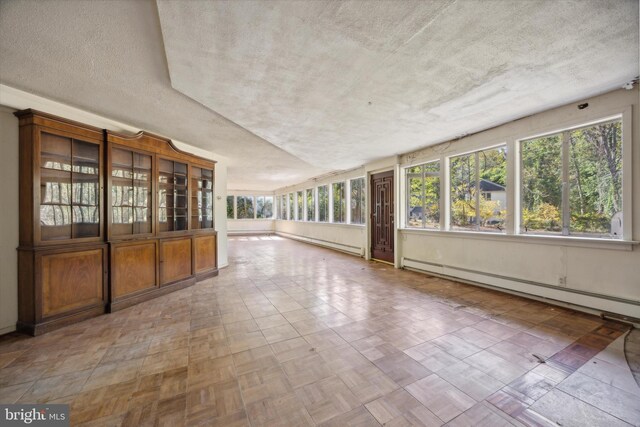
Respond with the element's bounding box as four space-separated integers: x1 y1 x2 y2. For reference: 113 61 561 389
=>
0 0 327 191
157 0 638 170
1 0 638 191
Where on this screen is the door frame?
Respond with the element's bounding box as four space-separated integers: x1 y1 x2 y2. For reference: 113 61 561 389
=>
366 167 399 267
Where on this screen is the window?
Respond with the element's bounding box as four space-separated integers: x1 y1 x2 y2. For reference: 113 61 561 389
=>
227 195 234 219
318 185 329 222
280 195 286 220
257 196 273 219
306 188 315 221
350 178 365 224
450 146 506 232
332 182 346 223
406 161 440 228
297 191 303 221
288 193 294 220
520 118 623 238
236 196 254 219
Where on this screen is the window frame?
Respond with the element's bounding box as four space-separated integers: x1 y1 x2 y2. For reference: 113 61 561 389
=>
405 161 440 229
318 185 329 223
448 144 508 233
331 181 346 223
349 177 366 225
306 188 315 221
516 113 630 241
226 195 235 220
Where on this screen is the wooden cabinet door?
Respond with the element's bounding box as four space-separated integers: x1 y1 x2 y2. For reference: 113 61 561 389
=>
194 234 216 274
160 238 192 285
41 248 105 317
112 241 157 298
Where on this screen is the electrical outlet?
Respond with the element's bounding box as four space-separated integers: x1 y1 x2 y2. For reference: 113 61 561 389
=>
558 276 567 286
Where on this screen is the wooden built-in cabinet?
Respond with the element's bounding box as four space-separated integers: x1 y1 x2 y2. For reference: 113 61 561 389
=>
15 110 218 335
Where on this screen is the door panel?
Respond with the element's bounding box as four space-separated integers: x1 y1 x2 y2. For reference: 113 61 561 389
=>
41 249 104 317
160 238 192 285
112 241 157 298
194 235 216 274
370 171 394 263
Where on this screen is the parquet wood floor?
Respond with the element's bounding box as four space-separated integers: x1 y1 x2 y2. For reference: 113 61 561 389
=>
0 235 638 426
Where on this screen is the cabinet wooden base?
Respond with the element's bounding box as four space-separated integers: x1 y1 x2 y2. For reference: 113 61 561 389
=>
108 271 217 312
17 305 106 336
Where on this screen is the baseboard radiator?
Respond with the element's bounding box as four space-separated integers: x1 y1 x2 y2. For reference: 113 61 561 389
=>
276 231 362 256
402 257 640 319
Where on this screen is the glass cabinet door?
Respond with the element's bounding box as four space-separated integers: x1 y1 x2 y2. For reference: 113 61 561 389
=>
190 167 214 229
159 159 188 232
111 147 152 236
40 132 100 241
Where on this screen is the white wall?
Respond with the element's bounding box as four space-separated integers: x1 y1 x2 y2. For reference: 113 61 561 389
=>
0 107 20 334
0 87 230 332
398 88 639 317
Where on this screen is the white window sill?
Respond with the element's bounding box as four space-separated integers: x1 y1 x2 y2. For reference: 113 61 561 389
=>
277 220 366 228
228 218 276 221
399 228 638 251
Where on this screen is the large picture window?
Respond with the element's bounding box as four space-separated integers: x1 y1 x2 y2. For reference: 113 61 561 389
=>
318 185 329 222
332 182 346 223
406 162 439 228
306 188 315 221
521 118 622 238
450 146 507 232
236 196 254 219
257 196 273 219
350 178 365 224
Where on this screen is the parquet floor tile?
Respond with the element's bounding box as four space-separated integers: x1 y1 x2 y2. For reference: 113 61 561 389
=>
0 236 635 426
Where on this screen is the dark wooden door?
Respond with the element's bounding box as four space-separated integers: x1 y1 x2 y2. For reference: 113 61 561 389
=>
370 171 394 263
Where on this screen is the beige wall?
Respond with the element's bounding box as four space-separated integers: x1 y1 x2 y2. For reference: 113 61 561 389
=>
0 108 20 334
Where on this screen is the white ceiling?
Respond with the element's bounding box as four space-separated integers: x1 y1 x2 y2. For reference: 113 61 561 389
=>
1 0 638 190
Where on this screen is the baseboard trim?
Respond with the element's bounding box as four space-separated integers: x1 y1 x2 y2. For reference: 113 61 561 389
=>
402 257 640 318
228 230 275 235
276 231 362 256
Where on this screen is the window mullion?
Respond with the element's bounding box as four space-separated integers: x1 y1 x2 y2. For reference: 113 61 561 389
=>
562 130 571 235
475 152 480 231
421 167 427 228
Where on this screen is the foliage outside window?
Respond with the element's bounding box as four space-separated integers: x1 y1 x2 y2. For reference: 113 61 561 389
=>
236 196 254 219
407 162 440 228
226 195 234 219
288 193 294 220
350 178 365 224
450 146 507 232
297 191 303 221
332 182 346 223
521 119 622 238
306 188 315 221
256 196 273 219
318 185 329 222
